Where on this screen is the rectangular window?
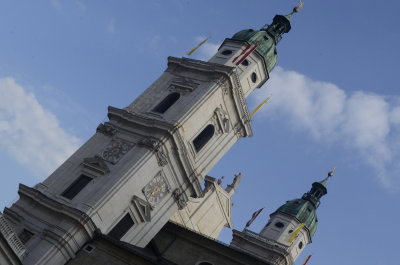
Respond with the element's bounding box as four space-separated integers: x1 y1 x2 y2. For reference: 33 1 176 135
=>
19 229 34 244
108 213 135 240
61 175 92 200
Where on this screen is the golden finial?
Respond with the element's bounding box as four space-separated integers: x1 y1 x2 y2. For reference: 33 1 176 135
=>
328 166 336 177
293 0 304 13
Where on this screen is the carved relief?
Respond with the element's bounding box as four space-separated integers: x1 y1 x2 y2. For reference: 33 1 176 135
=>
139 137 168 167
172 188 188 210
96 122 117 137
170 76 200 92
215 108 231 134
101 139 134 164
233 123 245 138
82 156 110 175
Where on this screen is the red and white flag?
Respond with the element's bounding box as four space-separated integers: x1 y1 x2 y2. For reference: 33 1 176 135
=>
232 44 258 66
302 254 312 265
245 208 264 228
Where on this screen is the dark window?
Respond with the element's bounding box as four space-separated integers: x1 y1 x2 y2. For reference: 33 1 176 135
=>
251 72 257 83
19 229 34 244
241 59 249 66
298 241 303 249
193 125 215 152
61 175 92 200
288 229 293 234
263 35 269 40
84 245 95 253
198 262 213 265
152 93 180 114
274 222 284 228
221 50 232 55
108 213 135 240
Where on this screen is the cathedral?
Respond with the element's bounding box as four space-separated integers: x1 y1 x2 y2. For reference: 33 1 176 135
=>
0 6 332 265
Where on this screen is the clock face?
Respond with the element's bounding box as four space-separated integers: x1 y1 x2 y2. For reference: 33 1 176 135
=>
143 174 168 207
102 140 132 164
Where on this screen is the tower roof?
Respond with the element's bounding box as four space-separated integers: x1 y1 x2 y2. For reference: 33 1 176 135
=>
230 6 299 74
273 168 335 239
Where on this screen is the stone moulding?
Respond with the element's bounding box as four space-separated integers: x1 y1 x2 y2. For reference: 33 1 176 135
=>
0 212 27 261
138 137 168 167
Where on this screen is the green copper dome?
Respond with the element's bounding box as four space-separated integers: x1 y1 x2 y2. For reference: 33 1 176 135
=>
273 170 334 239
230 11 295 74
231 29 278 73
276 199 318 237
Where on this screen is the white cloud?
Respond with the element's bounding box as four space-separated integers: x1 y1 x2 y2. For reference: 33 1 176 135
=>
0 78 80 179
251 67 400 190
106 18 116 34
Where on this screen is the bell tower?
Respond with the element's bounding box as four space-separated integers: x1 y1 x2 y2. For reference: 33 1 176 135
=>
0 6 298 265
230 169 334 265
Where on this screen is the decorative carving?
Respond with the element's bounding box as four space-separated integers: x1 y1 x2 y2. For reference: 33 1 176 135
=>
101 139 133 164
172 188 188 210
215 108 230 134
0 213 27 260
139 137 168 167
231 72 251 123
82 156 110 175
233 123 245 138
226 172 242 192
96 122 117 137
171 76 200 91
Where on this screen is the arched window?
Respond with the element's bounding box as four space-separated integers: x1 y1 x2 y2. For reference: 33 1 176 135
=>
193 125 215 152
152 93 180 114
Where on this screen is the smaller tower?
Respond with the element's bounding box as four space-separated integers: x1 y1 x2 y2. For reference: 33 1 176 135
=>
230 169 334 265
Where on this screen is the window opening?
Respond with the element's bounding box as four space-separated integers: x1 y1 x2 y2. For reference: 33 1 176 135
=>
241 59 249 66
193 125 215 152
221 50 232 55
61 175 92 200
251 72 257 83
108 213 135 240
19 229 34 244
152 93 180 114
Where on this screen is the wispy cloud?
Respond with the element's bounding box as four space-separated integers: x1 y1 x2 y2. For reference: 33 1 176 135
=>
251 67 400 191
106 18 116 34
0 78 80 179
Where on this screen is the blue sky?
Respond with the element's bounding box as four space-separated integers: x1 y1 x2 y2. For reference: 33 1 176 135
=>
1 1 399 264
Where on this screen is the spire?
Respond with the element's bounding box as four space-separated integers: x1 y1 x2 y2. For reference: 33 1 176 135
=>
302 168 335 208
265 4 301 43
319 166 336 188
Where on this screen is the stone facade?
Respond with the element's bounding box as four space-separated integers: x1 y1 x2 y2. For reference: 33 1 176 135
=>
0 8 328 265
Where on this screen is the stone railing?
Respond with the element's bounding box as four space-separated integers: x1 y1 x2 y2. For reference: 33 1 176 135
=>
0 212 27 260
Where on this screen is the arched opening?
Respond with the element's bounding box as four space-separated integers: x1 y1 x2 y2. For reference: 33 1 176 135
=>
193 125 215 152
152 93 180 114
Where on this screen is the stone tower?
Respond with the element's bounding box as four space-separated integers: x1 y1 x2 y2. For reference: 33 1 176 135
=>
0 6 298 265
230 171 333 265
